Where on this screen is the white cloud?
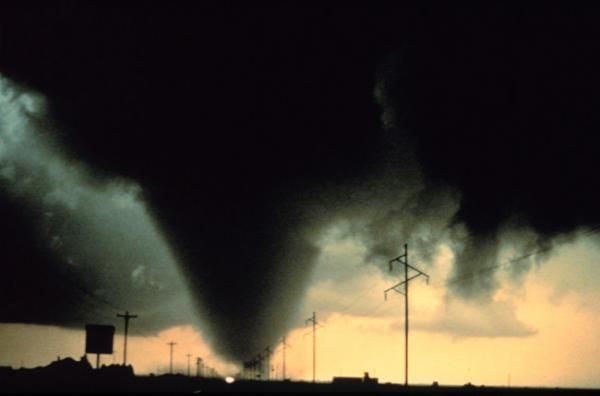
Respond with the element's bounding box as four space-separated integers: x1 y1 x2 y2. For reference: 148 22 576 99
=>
410 297 537 338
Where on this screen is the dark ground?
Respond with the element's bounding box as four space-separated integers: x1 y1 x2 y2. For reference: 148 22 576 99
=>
1 361 599 394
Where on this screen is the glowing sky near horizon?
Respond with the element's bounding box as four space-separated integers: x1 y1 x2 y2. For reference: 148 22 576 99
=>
1 232 599 388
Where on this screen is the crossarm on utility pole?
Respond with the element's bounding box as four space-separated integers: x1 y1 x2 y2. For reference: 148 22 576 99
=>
406 263 430 281
384 272 422 295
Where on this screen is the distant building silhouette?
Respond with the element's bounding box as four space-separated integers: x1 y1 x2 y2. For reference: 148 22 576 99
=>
332 372 378 385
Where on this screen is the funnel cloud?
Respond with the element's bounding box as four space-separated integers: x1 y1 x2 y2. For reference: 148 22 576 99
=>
1 6 599 364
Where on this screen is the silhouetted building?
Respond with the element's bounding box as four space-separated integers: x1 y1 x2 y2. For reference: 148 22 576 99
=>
332 372 378 385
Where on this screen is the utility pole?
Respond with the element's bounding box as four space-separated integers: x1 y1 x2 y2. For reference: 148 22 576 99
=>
384 243 429 387
196 357 203 377
116 311 137 365
186 353 192 376
254 356 261 380
253 352 266 380
305 312 320 383
245 357 256 380
281 335 291 380
167 342 176 374
263 347 273 380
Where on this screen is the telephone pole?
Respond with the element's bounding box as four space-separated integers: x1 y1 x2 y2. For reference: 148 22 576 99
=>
116 311 137 365
305 312 320 383
196 357 203 377
186 353 192 376
264 347 273 380
384 243 429 387
249 356 259 379
167 342 176 374
253 352 266 380
281 335 291 380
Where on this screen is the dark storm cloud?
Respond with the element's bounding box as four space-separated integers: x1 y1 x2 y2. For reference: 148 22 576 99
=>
375 10 600 296
0 75 197 332
2 5 597 364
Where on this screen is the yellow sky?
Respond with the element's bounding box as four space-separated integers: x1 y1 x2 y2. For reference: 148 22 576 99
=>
1 233 599 388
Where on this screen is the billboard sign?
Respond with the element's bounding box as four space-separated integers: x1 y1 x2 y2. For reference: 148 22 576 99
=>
85 324 115 354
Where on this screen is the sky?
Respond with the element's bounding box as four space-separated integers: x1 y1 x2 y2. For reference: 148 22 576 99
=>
1 227 599 387
1 4 600 389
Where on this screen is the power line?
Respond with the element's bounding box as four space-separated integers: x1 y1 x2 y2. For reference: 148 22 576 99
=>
334 276 386 317
44 262 124 316
438 224 600 289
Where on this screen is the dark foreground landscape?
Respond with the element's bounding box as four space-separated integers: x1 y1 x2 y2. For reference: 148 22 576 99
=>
1 358 599 394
